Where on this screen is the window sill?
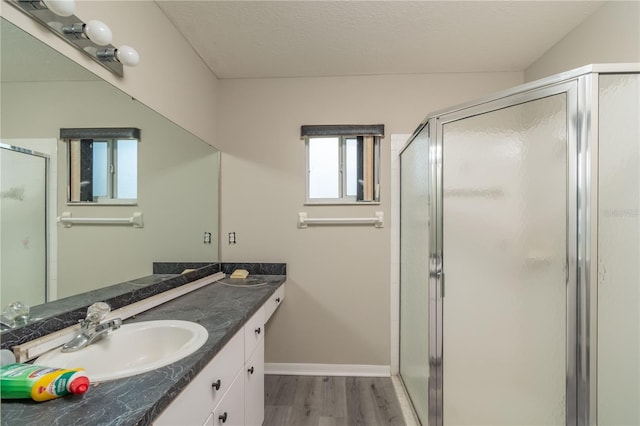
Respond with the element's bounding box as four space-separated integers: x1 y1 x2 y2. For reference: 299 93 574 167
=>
66 200 138 206
304 201 380 206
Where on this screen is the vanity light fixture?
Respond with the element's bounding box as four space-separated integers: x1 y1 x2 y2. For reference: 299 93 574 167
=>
97 45 140 67
16 0 75 16
62 20 112 46
42 0 75 17
9 0 139 76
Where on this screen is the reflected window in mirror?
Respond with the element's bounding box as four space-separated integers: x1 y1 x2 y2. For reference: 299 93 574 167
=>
62 128 140 204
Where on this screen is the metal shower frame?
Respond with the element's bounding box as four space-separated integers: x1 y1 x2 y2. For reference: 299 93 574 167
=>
400 63 640 426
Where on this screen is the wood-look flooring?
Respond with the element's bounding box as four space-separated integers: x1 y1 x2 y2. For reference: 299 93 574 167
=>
264 375 407 426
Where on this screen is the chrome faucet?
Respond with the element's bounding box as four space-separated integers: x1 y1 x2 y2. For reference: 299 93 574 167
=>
62 302 122 352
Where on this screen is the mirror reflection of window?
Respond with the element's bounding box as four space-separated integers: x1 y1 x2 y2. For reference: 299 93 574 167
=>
116 139 137 199
63 128 140 205
92 141 109 198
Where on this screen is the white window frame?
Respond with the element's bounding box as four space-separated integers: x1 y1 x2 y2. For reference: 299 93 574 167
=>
303 125 382 205
62 127 140 205
89 138 137 202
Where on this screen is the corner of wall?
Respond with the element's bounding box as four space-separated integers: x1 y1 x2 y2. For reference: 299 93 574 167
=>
525 1 640 82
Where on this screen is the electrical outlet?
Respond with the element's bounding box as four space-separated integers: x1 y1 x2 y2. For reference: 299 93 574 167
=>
203 232 212 244
228 232 236 244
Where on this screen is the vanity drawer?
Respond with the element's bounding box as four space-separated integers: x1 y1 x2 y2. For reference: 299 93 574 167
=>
204 331 244 407
244 307 265 361
211 369 245 426
155 331 244 425
264 283 285 323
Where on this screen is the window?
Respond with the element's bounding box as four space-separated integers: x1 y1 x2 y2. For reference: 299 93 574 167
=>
62 128 140 204
302 124 383 204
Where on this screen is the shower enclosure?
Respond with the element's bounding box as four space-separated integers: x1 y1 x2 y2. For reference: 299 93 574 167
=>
0 144 48 306
399 64 639 425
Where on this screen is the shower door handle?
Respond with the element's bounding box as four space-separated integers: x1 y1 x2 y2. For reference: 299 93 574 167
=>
430 254 444 298
438 272 445 298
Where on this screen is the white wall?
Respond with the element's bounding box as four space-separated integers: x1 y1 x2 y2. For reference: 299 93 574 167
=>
217 72 523 367
525 1 640 81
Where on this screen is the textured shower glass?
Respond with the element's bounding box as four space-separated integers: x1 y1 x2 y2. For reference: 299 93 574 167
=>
399 126 430 424
597 74 640 425
442 94 567 425
0 148 47 307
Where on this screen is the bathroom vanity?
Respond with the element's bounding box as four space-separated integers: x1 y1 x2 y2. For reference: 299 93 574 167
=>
0 274 286 426
155 281 285 426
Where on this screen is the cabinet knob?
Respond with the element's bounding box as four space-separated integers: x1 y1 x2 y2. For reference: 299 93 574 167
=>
275 297 281 303
255 327 261 335
212 379 221 390
248 366 254 374
219 412 228 423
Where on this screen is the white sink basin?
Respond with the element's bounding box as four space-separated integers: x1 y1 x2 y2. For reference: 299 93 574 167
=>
36 320 208 382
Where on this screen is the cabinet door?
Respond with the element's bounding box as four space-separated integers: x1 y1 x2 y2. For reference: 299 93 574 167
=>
154 332 244 425
264 284 285 323
244 337 265 426
244 307 265 360
212 370 245 426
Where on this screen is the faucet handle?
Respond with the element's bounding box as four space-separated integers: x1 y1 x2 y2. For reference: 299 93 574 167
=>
85 302 111 324
2 301 30 327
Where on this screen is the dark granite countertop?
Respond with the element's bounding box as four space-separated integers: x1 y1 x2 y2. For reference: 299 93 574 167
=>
0 274 286 426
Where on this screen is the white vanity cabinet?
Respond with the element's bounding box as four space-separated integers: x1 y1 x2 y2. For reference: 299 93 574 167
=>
210 369 245 426
264 285 285 323
155 283 284 426
154 331 244 426
244 308 265 426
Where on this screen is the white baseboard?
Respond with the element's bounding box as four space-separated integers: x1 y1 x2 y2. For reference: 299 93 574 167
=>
265 363 391 377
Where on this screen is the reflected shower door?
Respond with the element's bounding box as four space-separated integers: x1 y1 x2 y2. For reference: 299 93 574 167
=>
0 147 47 306
441 93 569 425
400 125 430 424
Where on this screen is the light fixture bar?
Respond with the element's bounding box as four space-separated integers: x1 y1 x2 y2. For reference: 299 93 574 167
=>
17 1 48 11
8 0 124 76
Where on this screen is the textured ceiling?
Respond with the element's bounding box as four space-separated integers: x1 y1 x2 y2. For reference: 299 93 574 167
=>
156 0 605 79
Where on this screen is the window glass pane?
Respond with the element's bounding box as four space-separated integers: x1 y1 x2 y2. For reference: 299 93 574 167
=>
92 141 108 197
309 137 339 198
116 139 137 199
345 138 358 197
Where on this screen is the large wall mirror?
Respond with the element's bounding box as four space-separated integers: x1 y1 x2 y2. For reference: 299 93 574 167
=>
0 18 220 331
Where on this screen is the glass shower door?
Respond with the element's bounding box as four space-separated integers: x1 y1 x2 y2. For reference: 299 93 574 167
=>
400 124 430 424
0 146 47 306
440 92 571 425
597 73 640 425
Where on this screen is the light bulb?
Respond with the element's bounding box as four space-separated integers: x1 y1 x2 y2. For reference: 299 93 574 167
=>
116 45 140 66
84 20 112 46
43 0 76 17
